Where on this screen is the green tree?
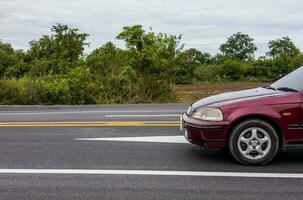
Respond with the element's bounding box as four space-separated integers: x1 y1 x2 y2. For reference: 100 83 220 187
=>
219 32 257 61
185 48 211 64
27 24 89 75
87 42 138 103
0 41 26 77
116 25 145 51
0 41 15 76
87 42 128 76
116 25 182 102
266 36 300 59
175 48 211 84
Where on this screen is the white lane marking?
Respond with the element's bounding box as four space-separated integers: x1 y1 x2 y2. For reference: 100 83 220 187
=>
0 169 302 178
75 136 188 144
0 110 184 116
105 114 181 118
180 115 183 131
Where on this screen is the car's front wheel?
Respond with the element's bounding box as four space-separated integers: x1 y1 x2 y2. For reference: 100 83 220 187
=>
228 119 279 165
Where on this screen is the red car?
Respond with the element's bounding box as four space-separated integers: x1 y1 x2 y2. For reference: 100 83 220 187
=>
182 66 303 165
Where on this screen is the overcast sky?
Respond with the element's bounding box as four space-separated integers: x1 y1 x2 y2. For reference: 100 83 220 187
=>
0 0 302 57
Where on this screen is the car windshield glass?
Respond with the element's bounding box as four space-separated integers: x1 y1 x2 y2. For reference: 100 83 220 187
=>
271 66 303 92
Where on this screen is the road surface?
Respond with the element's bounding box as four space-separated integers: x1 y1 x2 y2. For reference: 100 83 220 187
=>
0 104 303 200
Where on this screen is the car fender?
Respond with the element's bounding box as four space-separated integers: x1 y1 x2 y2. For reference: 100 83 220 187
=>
226 106 286 133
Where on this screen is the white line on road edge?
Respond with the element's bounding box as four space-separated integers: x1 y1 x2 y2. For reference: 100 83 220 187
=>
0 169 302 178
75 136 188 144
105 114 181 118
0 110 184 116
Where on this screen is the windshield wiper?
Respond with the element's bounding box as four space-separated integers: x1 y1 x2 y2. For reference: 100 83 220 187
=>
262 86 276 91
276 87 299 92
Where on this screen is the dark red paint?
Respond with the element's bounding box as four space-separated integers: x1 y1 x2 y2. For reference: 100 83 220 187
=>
182 87 303 148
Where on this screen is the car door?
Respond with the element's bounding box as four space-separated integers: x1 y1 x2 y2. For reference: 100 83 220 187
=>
281 92 303 142
301 92 303 132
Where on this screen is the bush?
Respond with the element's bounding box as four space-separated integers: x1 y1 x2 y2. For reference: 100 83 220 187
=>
138 75 177 103
65 66 96 104
37 76 71 104
0 67 98 105
0 77 41 104
290 54 303 70
217 60 244 81
1 24 303 105
245 58 272 80
194 64 220 82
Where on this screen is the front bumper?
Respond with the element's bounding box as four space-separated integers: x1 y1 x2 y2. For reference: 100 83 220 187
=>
181 114 229 148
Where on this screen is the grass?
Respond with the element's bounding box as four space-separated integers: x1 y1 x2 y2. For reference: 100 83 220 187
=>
176 81 269 103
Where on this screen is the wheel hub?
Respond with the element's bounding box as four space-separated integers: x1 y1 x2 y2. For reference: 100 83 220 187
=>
250 139 259 147
237 127 271 160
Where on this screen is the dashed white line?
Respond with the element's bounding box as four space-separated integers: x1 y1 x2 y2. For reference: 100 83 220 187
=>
105 114 181 118
75 136 188 144
0 169 302 178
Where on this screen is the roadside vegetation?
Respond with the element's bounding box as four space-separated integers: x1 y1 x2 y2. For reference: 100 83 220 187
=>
0 24 302 104
176 81 269 103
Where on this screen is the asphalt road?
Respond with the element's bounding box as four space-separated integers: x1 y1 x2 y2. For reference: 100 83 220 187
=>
0 104 303 200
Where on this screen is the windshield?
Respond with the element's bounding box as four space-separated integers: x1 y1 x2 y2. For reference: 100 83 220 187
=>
271 66 303 92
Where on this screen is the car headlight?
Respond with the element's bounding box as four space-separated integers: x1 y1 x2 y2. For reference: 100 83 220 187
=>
191 108 223 121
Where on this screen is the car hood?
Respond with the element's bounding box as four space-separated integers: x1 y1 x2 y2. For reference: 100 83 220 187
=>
192 87 283 109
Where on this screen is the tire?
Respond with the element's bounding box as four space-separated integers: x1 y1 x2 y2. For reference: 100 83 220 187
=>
228 119 279 165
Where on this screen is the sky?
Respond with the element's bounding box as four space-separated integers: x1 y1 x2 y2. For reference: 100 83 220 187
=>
0 0 302 57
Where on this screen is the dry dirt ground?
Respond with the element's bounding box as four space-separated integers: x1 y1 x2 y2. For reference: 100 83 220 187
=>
176 81 269 103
